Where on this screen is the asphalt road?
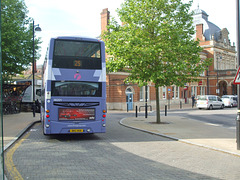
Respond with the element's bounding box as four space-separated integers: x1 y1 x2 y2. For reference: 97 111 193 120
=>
4 111 240 180
166 107 237 129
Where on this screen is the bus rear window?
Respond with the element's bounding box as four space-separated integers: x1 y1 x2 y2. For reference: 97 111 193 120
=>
51 81 102 97
53 40 101 69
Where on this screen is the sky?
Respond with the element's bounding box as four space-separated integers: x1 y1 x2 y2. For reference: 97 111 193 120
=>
25 0 237 65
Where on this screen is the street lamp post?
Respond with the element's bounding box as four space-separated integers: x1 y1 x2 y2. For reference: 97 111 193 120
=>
217 56 219 95
32 20 41 117
236 0 240 150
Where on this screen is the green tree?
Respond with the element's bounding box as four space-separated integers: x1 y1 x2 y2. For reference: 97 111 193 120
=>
1 0 41 82
102 0 212 123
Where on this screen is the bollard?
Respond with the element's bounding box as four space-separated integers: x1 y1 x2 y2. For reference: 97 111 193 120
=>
165 105 167 116
145 103 148 118
127 104 128 112
180 101 182 109
136 106 138 118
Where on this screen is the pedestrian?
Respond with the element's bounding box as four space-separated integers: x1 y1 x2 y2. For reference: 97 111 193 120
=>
191 94 196 108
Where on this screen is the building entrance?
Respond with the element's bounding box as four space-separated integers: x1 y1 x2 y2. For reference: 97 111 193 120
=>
126 87 133 111
219 81 227 96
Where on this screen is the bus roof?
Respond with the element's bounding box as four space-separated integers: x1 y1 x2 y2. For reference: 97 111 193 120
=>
52 36 103 43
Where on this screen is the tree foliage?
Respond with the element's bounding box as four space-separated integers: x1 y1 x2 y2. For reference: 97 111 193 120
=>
1 0 41 82
102 0 212 123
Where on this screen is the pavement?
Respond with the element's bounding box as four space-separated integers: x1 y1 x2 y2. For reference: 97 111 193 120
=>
3 112 40 151
2 104 240 157
120 114 240 156
113 103 240 156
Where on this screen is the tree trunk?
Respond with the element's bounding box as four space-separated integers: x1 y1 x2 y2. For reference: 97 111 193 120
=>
155 86 161 123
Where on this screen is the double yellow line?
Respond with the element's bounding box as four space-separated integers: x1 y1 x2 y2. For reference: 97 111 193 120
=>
5 133 30 180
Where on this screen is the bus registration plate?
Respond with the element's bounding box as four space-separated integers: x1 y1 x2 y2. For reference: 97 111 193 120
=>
70 129 84 133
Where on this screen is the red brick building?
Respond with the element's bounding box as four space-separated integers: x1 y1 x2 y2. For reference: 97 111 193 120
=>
101 8 237 111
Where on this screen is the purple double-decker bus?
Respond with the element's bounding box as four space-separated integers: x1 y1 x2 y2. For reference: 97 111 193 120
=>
41 36 106 135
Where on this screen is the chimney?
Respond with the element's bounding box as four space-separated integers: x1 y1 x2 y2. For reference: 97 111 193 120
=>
196 24 204 41
101 8 110 34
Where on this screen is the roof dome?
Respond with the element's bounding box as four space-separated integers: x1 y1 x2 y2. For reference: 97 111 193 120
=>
193 8 208 17
192 8 221 41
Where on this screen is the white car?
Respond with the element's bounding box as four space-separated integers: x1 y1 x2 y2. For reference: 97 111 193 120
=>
197 95 224 110
221 95 237 107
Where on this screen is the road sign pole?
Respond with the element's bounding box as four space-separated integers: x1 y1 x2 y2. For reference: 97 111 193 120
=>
236 0 240 150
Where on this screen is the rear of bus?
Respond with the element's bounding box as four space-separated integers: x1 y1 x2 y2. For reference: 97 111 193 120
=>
41 37 106 135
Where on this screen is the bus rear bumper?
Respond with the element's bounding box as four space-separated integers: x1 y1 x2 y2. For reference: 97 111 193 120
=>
44 121 106 135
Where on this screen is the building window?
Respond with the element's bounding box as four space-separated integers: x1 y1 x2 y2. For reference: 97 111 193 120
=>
172 86 179 99
200 86 205 95
162 87 166 99
176 87 179 99
172 86 175 99
224 39 227 44
191 86 197 96
140 86 149 101
146 86 149 101
200 70 205 76
140 86 143 101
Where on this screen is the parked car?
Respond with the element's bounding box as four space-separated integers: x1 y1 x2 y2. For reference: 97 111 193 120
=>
196 95 224 110
221 95 237 107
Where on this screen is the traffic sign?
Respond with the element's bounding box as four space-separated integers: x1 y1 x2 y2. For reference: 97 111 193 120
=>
234 66 240 84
